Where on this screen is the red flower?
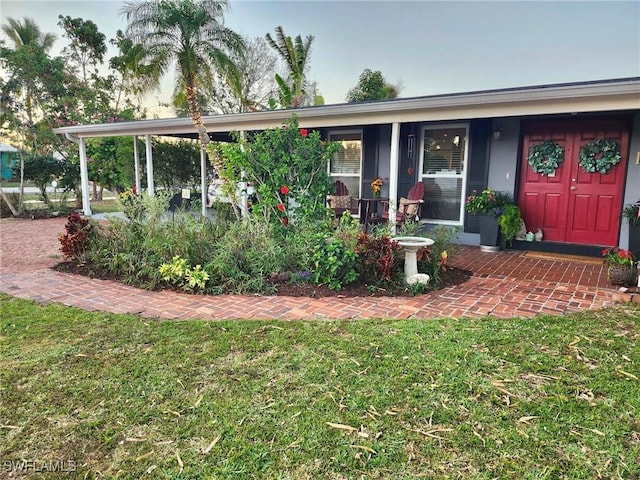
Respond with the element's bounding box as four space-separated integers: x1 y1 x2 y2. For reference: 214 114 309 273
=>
277 203 285 212
280 185 289 195
299 129 308 137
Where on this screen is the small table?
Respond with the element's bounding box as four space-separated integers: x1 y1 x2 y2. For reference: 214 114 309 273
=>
359 197 388 233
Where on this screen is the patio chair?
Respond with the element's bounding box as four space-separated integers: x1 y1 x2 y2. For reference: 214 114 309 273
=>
382 181 424 226
327 180 359 218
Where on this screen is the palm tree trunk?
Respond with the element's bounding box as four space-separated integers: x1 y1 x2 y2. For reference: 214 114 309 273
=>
185 83 209 146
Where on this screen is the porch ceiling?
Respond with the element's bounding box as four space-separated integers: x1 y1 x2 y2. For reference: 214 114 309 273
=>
54 77 640 139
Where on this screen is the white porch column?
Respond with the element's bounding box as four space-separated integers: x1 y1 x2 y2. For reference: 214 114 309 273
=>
78 137 92 216
388 122 401 234
200 146 207 217
144 134 154 196
133 135 141 194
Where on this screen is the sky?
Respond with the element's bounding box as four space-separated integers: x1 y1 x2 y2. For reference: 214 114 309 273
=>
1 0 639 118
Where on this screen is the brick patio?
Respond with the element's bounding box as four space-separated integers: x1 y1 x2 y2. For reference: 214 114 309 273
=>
0 217 614 320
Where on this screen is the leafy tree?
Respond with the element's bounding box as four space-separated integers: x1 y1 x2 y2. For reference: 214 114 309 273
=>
346 69 400 103
151 139 201 189
122 0 244 145
57 16 106 84
265 26 314 108
13 154 66 207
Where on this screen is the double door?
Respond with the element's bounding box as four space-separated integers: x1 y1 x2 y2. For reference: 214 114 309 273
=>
518 117 630 246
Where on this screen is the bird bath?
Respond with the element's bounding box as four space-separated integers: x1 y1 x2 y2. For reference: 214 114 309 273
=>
393 236 435 283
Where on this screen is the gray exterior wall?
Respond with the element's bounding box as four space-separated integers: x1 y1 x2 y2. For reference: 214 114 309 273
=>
487 118 521 197
620 112 640 249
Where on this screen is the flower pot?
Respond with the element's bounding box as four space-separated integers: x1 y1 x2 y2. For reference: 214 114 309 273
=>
479 214 501 252
629 224 640 261
607 264 637 286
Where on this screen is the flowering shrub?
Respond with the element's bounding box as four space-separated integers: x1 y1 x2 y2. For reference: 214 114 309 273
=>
465 188 509 215
209 116 340 225
602 247 635 267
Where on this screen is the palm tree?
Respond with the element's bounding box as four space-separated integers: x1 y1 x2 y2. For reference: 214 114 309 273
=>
1 17 56 51
265 26 314 108
121 0 244 146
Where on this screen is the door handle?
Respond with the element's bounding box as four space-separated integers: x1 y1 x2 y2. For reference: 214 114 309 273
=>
570 186 576 191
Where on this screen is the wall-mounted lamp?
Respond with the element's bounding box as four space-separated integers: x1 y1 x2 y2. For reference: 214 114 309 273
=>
493 127 502 141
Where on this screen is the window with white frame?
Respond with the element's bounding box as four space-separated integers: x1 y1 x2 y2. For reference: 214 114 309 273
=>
328 130 362 198
420 125 469 224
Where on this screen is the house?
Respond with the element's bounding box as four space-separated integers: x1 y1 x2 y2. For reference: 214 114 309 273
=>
54 77 640 254
0 143 18 181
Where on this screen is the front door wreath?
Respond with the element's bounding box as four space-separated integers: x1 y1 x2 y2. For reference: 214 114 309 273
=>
527 140 564 175
578 139 621 174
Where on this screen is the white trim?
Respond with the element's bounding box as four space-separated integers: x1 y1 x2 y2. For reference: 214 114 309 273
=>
133 136 141 194
419 123 470 225
78 138 92 216
53 79 640 139
145 135 154 196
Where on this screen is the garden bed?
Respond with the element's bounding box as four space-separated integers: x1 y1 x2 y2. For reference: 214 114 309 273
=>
54 261 473 298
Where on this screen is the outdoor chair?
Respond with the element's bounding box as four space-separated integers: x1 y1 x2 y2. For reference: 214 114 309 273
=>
382 181 424 226
327 180 359 218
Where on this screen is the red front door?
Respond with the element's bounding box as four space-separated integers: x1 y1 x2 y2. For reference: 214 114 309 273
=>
518 117 630 246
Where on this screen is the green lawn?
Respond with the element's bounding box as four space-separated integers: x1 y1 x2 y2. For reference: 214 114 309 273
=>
1 295 638 479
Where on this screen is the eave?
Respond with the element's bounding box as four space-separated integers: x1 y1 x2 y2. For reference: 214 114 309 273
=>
53 77 640 139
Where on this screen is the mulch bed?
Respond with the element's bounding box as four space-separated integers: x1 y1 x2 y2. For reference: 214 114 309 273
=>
54 262 472 298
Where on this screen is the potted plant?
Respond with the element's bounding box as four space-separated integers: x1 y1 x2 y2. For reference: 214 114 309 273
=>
622 200 640 259
602 247 637 286
465 188 519 252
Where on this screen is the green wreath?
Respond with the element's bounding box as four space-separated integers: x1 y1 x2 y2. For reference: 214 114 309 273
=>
579 139 621 174
528 140 564 175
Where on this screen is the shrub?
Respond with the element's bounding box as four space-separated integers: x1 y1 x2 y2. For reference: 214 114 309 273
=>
159 255 209 291
59 213 94 264
312 233 358 290
355 232 402 284
417 225 461 287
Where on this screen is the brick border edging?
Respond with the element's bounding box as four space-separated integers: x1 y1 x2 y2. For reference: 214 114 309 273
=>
611 287 640 304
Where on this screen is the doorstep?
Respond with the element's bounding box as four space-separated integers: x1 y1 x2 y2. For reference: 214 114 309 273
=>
611 286 640 304
509 239 606 257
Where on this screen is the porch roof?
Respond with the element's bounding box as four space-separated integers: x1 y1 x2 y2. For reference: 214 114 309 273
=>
54 77 640 139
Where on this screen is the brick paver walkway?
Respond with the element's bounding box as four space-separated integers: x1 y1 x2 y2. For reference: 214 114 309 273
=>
0 217 613 320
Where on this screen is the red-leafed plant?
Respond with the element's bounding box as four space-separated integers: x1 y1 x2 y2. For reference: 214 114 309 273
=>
355 232 402 283
59 213 93 264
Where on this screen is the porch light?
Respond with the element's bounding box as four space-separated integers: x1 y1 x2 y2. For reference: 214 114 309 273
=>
493 128 502 141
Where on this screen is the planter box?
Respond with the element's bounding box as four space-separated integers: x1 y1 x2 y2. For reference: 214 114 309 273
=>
629 224 640 260
479 214 501 252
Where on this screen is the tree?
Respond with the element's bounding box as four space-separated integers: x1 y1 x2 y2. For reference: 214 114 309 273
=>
345 69 400 103
1 17 56 51
122 0 244 146
57 16 106 84
265 26 314 108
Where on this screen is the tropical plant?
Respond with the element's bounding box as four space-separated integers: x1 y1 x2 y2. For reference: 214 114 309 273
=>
497 203 523 243
122 0 244 145
59 212 94 264
312 234 358 290
622 200 640 226
265 26 314 108
346 68 400 103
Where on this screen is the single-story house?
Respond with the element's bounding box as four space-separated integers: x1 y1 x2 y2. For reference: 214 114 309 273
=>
0 143 18 181
54 77 640 254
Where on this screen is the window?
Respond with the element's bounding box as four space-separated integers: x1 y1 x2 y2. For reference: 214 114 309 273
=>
420 125 469 224
328 130 362 198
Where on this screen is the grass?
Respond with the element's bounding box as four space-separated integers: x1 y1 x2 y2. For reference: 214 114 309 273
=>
1 295 638 479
